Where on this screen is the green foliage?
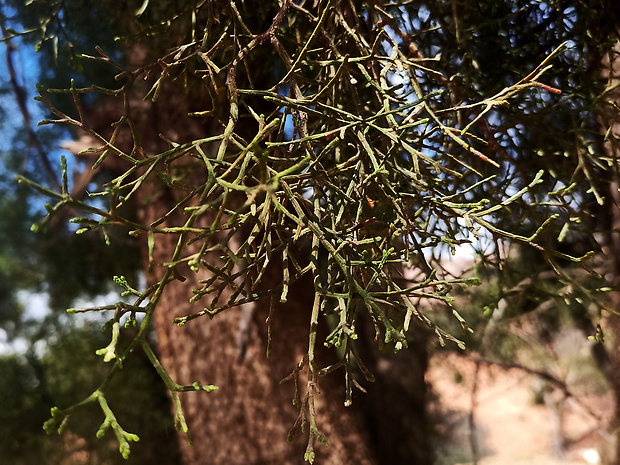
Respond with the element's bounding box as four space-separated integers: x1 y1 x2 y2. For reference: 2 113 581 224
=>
4 0 620 461
0 355 54 464
0 321 182 465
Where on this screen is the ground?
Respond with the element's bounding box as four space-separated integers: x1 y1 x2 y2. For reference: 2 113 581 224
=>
428 352 613 465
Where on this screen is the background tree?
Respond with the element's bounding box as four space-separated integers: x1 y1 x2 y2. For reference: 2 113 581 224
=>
0 321 183 465
1 2 180 463
3 0 620 464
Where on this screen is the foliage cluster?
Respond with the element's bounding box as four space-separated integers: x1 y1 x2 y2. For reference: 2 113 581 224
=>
0 320 181 464
2 0 620 461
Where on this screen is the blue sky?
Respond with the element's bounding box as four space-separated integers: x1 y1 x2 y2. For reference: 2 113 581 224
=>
0 28 107 353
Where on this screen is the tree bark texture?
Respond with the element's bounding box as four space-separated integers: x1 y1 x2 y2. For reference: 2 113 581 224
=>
146 250 376 465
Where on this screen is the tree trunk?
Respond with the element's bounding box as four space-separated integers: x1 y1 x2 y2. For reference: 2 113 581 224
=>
146 249 375 464
74 32 435 465
135 143 433 464
117 91 372 462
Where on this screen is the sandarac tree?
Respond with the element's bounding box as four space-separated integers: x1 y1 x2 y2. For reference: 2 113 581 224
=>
8 0 620 463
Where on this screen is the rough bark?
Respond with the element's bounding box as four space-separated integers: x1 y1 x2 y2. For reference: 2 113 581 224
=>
111 94 373 463
133 123 433 464
146 250 376 464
